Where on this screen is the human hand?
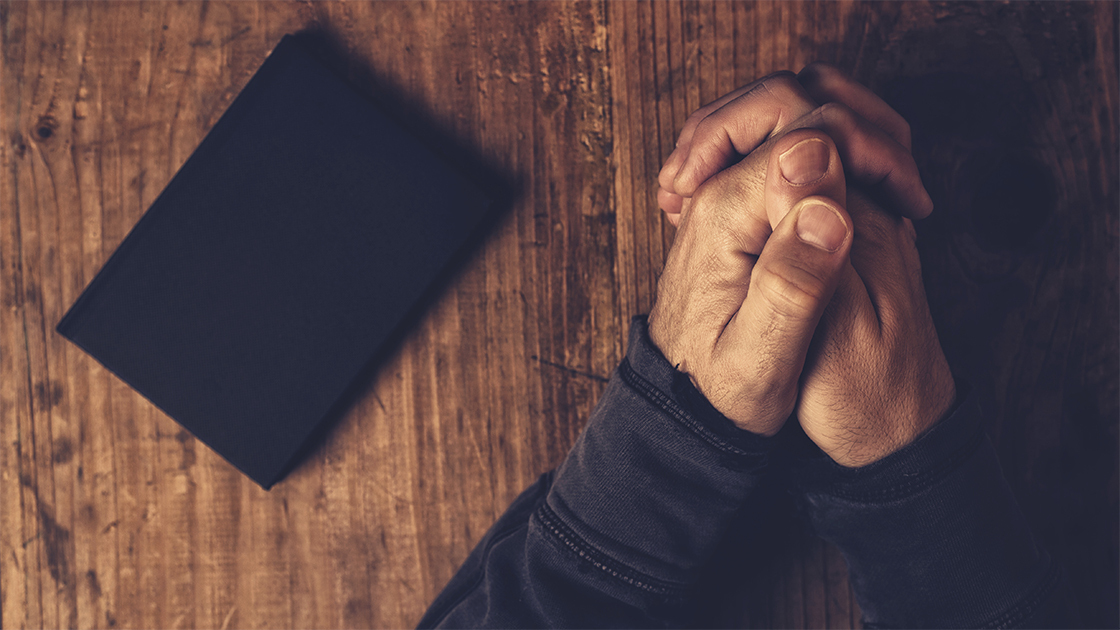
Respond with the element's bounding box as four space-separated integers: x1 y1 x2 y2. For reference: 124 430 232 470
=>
790 187 956 466
658 64 956 465
648 128 853 436
657 63 932 228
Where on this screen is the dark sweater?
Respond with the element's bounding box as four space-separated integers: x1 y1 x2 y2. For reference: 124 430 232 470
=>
418 317 1077 628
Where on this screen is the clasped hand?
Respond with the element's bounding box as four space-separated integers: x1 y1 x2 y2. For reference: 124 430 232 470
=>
648 64 956 467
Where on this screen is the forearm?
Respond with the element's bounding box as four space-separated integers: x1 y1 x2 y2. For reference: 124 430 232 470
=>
418 317 776 628
790 385 1078 628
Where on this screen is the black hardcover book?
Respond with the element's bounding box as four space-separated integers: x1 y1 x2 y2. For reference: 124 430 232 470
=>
56 34 493 488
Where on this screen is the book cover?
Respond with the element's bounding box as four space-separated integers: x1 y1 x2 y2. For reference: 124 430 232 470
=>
56 34 494 489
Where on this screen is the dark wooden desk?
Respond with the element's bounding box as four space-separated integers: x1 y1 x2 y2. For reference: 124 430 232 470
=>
3 2 1116 627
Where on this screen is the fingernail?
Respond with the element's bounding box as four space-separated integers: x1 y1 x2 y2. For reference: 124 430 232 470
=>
779 138 829 185
796 203 847 252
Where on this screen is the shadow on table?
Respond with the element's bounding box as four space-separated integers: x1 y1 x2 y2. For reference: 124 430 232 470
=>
274 25 520 486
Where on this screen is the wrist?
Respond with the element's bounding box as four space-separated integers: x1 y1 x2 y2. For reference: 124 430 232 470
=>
647 310 792 437
786 384 1059 629
818 369 957 468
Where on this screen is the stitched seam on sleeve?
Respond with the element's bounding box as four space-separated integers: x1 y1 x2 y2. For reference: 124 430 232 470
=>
534 502 687 598
984 561 1062 629
810 425 987 503
420 473 554 628
618 358 757 458
419 521 529 628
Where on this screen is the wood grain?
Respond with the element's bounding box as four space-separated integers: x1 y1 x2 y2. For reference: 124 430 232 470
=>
2 2 1116 628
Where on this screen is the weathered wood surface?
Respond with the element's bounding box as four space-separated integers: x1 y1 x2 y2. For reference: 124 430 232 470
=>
2 1 1115 628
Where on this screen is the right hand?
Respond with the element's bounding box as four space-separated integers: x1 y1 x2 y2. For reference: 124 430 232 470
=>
786 187 957 467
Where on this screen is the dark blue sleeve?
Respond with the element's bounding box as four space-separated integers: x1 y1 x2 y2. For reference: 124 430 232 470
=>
418 318 1078 628
417 317 777 628
787 384 1080 628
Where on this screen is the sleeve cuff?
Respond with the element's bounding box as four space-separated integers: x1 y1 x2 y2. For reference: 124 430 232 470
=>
542 316 777 590
626 315 778 458
787 383 1061 628
787 381 983 501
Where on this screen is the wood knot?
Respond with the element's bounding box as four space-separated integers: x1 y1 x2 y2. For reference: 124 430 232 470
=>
33 115 57 142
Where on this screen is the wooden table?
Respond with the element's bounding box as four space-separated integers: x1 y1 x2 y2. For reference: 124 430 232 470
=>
3 2 1116 627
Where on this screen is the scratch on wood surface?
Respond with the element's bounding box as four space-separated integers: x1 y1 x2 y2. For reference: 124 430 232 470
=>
462 414 489 481
220 26 251 47
530 355 609 383
219 606 236 630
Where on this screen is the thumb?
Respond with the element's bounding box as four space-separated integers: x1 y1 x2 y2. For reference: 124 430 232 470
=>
716 195 852 433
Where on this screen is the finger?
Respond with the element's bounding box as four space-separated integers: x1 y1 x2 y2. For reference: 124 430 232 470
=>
665 196 692 228
843 188 926 332
659 71 800 187
764 129 847 229
665 208 681 228
658 187 684 216
716 195 852 433
663 80 933 220
685 147 772 255
798 62 911 151
778 102 934 218
680 127 844 259
664 73 817 195
675 196 693 226
808 189 923 370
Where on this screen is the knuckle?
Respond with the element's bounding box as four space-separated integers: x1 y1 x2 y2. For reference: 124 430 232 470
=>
753 259 828 320
689 179 717 210
798 61 825 78
691 114 720 142
687 182 722 223
678 144 722 185
899 117 912 138
761 71 807 101
816 101 856 128
802 61 837 75
898 118 913 148
685 104 709 126
687 170 757 238
657 163 677 188
681 109 709 135
799 62 837 87
762 70 799 87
